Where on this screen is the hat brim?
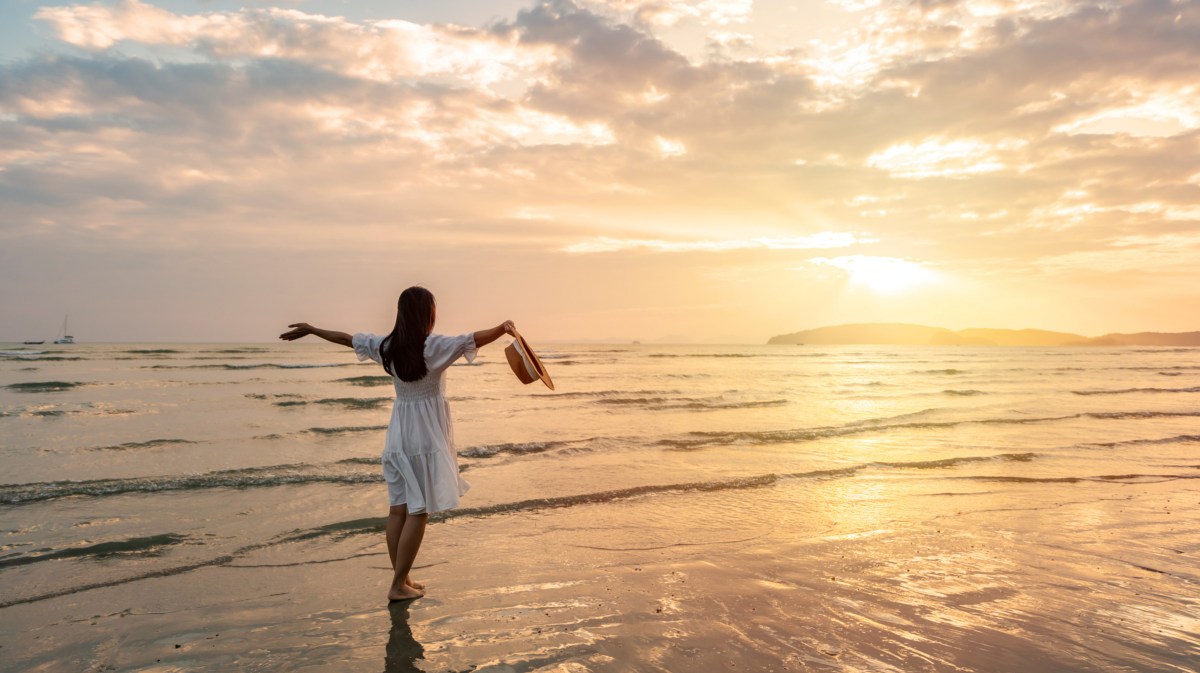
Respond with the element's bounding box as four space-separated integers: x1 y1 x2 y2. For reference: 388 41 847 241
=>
505 334 555 390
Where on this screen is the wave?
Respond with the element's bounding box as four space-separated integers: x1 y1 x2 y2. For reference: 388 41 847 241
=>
282 474 804 542
335 457 380 465
918 369 965 375
0 533 187 569
19 405 138 419
0 462 384 506
647 352 836 359
957 474 1200 484
316 397 392 409
656 409 1200 450
596 395 788 411
275 397 392 410
1082 411 1200 420
5 409 1196 505
5 381 89 393
337 375 393 386
596 396 709 406
873 453 1035 469
338 439 594 461
303 425 389 435
669 399 787 411
122 349 181 354
202 348 271 353
0 355 85 361
0 450 1026 607
649 353 756 359
0 443 1028 508
3 445 1186 607
534 389 682 399
942 389 986 396
458 440 578 459
1130 348 1199 353
1071 386 1200 396
145 363 354 370
1080 434 1200 449
90 439 198 451
1113 365 1200 371
657 408 944 449
283 451 1045 539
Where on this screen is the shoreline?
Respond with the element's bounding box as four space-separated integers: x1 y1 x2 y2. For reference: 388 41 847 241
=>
3 473 1196 672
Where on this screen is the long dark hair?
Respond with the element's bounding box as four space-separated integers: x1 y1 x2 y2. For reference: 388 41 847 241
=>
381 286 435 382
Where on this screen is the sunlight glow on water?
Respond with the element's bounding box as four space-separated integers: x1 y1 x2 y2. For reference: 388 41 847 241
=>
1 342 1198 671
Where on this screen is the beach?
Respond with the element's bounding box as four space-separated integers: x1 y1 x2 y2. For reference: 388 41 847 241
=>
2 343 1198 671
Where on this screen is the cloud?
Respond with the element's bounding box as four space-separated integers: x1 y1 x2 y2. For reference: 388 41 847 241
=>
36 0 556 86
3 0 1200 338
1053 86 1200 138
587 0 753 28
562 232 877 253
654 136 687 157
866 137 1023 178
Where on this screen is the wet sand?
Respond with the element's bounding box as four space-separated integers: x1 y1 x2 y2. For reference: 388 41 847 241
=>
4 469 1197 672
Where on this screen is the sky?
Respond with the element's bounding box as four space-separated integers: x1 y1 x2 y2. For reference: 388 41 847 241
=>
1 0 1198 343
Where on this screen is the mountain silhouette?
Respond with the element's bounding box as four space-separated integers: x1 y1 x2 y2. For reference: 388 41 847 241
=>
767 323 1200 347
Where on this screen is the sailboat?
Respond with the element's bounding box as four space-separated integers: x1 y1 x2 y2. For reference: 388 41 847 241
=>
53 316 75 345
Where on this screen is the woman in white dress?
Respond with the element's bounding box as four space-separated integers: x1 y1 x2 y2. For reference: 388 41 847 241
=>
280 286 515 601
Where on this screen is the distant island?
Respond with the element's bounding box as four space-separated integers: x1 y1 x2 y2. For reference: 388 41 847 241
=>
767 323 1200 347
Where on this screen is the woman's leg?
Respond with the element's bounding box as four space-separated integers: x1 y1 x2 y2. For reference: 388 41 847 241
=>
387 505 426 591
386 504 407 570
388 512 428 602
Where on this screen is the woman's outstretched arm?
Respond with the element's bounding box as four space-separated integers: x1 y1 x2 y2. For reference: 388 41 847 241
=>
279 323 353 348
473 320 517 348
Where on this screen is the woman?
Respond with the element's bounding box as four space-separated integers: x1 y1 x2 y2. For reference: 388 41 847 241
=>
281 286 515 601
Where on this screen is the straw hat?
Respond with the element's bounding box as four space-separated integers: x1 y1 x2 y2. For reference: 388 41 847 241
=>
505 332 555 390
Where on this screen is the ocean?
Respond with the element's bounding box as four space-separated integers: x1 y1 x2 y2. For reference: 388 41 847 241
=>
1 342 1198 671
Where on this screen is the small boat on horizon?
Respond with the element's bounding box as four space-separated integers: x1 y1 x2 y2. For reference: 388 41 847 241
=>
53 316 76 345
23 340 45 345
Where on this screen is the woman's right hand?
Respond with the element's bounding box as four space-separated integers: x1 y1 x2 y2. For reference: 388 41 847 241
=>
279 323 315 341
501 320 517 336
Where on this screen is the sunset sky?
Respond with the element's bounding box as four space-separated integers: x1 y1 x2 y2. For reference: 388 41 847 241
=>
1 0 1197 343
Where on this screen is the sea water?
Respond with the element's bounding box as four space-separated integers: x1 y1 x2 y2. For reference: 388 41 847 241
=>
1 342 1198 670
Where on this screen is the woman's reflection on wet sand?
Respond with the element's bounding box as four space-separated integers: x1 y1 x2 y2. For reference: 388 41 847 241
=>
385 602 425 673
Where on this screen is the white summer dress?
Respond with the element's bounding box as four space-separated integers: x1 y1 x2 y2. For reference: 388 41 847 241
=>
352 332 475 514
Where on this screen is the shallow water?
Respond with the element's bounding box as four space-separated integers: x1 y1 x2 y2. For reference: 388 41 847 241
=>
1 342 1198 671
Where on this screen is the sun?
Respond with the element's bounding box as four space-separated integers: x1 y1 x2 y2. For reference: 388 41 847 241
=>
812 255 940 294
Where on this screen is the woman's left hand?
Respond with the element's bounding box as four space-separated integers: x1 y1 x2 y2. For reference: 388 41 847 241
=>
280 323 315 341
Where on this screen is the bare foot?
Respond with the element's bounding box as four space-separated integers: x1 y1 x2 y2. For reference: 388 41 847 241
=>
388 584 424 602
405 576 425 591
